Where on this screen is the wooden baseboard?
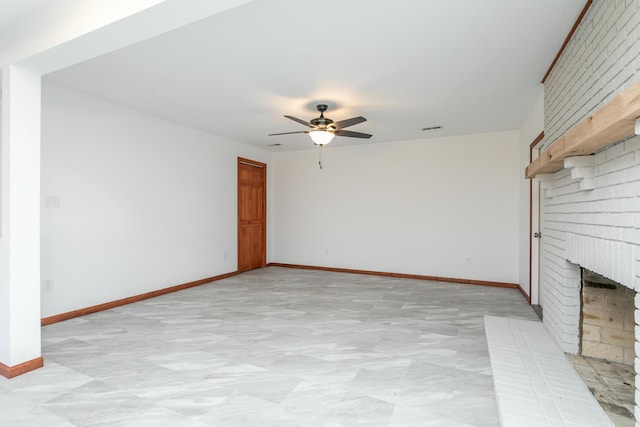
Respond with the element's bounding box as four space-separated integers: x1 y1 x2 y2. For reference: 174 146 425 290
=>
267 263 519 289
41 265 526 327
41 271 240 326
0 357 44 379
517 284 531 303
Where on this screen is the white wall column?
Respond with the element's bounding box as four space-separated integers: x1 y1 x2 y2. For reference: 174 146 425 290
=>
0 65 42 377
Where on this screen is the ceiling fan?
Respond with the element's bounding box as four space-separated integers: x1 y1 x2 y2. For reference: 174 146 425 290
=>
269 104 372 146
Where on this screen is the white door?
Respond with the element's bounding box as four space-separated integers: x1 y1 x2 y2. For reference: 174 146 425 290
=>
530 142 542 305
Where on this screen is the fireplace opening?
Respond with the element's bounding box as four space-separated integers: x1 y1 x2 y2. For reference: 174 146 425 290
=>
580 269 635 364
568 268 636 424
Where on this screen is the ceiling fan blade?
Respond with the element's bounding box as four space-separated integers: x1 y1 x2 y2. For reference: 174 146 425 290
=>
268 130 309 136
335 129 372 139
284 115 312 127
333 116 366 129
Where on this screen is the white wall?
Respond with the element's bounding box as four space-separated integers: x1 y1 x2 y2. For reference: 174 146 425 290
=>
271 131 521 284
40 82 269 317
1 67 43 366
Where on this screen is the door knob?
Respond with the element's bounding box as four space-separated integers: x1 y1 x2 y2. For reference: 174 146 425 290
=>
534 232 541 238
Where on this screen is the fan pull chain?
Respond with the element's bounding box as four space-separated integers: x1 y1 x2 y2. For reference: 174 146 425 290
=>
318 146 323 169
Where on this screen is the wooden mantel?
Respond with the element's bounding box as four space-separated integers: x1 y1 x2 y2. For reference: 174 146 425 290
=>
526 79 640 179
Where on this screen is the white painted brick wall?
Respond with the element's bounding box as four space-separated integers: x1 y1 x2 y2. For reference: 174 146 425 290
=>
540 1 640 421
541 140 640 328
543 1 640 148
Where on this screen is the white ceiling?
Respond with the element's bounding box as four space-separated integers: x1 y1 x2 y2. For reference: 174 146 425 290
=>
37 0 585 151
0 0 51 29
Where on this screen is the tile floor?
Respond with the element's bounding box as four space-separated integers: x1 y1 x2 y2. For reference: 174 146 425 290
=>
567 355 636 427
0 267 570 426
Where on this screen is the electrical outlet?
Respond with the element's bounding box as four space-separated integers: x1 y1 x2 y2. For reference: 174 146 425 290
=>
42 279 54 292
466 256 472 264
44 195 60 209
224 250 228 260
324 247 329 255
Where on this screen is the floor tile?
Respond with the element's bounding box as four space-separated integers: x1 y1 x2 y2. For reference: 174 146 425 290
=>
4 267 545 426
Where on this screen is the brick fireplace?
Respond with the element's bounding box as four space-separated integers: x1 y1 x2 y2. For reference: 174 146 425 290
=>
537 137 640 420
530 0 640 420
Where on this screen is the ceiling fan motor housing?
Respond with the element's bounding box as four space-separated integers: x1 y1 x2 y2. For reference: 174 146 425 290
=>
310 104 334 129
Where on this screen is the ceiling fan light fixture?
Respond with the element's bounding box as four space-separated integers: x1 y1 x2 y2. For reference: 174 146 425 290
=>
269 105 371 145
309 130 335 146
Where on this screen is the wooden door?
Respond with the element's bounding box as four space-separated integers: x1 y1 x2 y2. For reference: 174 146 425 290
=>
238 158 266 272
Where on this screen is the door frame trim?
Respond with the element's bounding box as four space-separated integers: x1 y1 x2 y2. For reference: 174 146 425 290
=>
529 132 544 305
237 157 267 271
